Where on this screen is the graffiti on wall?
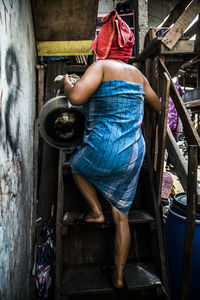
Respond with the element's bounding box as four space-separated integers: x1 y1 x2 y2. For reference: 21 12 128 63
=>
0 0 23 217
0 3 24 295
0 0 13 35
5 46 21 152
0 44 23 212
0 1 35 297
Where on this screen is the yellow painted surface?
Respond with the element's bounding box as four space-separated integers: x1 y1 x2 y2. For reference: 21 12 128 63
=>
37 40 93 56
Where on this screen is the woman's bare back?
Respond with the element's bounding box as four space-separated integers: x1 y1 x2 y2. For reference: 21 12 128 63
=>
101 59 144 85
62 59 161 112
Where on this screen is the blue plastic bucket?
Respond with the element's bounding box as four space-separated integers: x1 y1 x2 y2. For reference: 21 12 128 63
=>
165 193 200 300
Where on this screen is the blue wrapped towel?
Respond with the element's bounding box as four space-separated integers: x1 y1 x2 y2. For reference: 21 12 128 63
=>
70 80 146 213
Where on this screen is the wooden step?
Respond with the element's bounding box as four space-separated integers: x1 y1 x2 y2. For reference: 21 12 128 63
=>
62 210 155 228
61 262 162 295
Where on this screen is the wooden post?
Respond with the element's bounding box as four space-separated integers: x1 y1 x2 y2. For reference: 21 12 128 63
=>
152 56 161 169
156 72 170 204
144 58 154 157
36 64 45 116
180 145 198 300
145 152 170 300
166 125 188 192
55 150 65 300
145 58 152 83
159 57 200 148
144 57 159 166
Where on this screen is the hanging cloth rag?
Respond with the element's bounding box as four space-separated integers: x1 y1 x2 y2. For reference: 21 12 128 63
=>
92 10 134 61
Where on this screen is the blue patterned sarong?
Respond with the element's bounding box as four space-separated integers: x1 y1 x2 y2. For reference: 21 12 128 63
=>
70 80 146 213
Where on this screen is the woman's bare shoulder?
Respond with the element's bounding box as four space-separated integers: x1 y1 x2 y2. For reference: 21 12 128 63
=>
126 64 145 84
99 59 145 83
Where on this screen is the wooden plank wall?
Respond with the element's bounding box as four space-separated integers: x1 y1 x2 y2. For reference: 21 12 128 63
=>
32 0 99 41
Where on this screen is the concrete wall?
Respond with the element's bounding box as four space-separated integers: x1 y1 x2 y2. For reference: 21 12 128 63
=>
136 0 148 54
98 0 127 15
0 0 36 299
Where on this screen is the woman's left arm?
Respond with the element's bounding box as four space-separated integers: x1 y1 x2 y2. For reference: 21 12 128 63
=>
62 61 104 105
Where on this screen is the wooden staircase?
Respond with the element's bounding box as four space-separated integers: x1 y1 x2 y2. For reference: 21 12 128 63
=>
55 150 169 300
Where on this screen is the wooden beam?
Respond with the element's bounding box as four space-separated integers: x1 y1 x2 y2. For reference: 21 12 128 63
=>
144 58 158 164
55 150 65 300
151 57 160 167
156 72 170 205
162 0 191 27
36 65 45 116
144 58 154 156
160 40 195 55
185 99 200 108
180 55 200 69
162 0 200 50
135 39 196 63
145 153 170 297
33 119 39 237
133 39 161 62
37 40 93 56
180 145 198 300
159 57 200 147
195 13 200 51
167 62 184 78
166 126 188 191
184 20 198 38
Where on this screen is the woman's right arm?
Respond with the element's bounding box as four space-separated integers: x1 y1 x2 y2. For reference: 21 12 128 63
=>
62 61 104 105
144 77 161 112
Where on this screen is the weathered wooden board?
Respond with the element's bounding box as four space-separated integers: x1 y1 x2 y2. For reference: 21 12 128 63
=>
160 40 195 54
156 72 170 204
185 99 200 108
144 57 158 164
166 126 188 192
180 145 198 299
36 65 45 115
37 40 93 56
32 0 99 41
162 0 191 27
56 150 65 299
162 0 200 49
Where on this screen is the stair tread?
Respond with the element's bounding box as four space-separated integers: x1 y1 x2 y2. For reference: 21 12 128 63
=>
62 210 154 226
61 262 162 295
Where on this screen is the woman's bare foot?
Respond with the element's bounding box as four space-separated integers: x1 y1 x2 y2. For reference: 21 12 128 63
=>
84 211 105 223
112 269 124 288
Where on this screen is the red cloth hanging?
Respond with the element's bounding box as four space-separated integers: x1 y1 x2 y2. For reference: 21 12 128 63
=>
92 10 134 61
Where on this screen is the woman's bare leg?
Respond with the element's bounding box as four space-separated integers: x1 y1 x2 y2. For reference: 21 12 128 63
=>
72 173 104 223
111 206 131 288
